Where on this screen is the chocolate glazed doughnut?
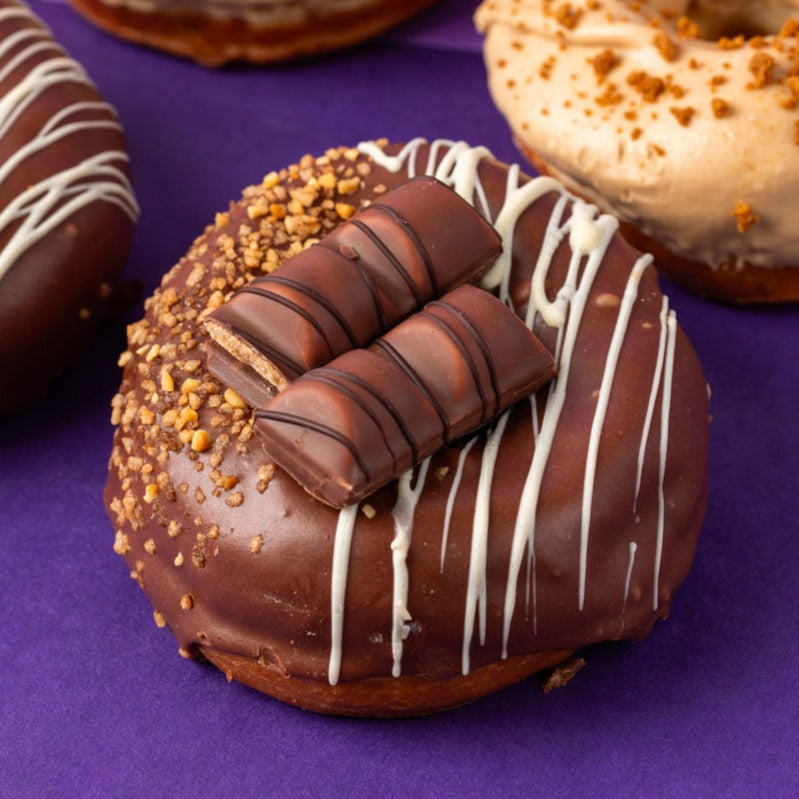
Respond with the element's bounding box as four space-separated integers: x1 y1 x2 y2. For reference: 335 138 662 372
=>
106 139 709 716
0 2 138 412
69 0 439 66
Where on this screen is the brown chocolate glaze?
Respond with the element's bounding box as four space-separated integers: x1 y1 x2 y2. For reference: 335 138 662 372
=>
105 140 708 716
255 285 555 508
69 0 438 66
206 177 502 392
0 2 138 413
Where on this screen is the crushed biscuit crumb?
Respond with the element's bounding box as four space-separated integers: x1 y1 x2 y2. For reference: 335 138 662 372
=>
732 201 758 233
669 106 695 126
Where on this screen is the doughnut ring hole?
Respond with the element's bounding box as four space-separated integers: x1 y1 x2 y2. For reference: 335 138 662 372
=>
682 0 793 39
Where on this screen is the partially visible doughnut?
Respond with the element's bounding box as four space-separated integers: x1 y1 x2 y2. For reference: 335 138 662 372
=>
0 1 138 412
105 138 709 716
69 0 438 66
476 0 799 303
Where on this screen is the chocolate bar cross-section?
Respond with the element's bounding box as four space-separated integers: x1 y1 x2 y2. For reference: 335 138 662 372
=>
205 176 502 397
253 285 555 508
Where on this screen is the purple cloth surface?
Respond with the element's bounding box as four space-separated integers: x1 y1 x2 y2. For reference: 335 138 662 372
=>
1 1 797 796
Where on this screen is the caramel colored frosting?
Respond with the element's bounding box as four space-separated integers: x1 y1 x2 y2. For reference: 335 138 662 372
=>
476 0 799 270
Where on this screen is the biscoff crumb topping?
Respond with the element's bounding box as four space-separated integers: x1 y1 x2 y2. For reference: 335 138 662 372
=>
549 3 583 30
107 144 388 632
732 201 758 233
590 48 620 81
669 105 695 126
627 70 665 102
711 97 731 118
652 32 677 62
747 52 776 89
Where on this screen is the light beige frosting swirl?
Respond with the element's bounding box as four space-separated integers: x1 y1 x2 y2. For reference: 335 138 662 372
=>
476 0 799 269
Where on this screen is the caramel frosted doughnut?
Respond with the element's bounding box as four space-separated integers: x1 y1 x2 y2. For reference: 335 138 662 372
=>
0 1 138 413
69 0 438 66
106 138 708 716
476 0 799 304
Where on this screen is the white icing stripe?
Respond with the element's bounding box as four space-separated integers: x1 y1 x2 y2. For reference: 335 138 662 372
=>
440 436 478 573
621 540 638 632
0 6 139 285
358 138 675 677
654 311 677 610
390 458 430 678
328 503 358 686
481 167 563 312
523 393 539 624
634 296 669 513
579 253 652 610
462 411 510 675
501 215 619 658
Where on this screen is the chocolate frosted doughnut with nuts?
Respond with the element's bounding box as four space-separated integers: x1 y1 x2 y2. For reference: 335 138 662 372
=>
476 0 799 303
69 0 439 66
0 1 138 412
106 138 709 716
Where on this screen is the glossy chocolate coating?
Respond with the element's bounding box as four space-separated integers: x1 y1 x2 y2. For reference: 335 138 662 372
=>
205 176 502 391
0 2 137 412
105 141 708 715
255 285 555 508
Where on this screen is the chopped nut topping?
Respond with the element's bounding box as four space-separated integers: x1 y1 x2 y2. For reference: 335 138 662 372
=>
223 387 247 409
153 610 166 628
335 202 357 220
250 535 264 553
361 504 376 519
113 530 130 554
336 177 360 195
190 429 212 452
168 521 182 538
225 492 244 508
180 594 194 610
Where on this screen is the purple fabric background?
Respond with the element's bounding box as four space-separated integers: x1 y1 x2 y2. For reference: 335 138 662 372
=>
1 1 797 796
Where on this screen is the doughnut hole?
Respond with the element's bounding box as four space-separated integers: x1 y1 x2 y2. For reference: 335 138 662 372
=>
682 0 793 39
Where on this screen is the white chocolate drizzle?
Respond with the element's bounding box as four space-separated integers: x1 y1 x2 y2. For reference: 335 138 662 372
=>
634 297 670 514
389 457 430 677
621 540 638 633
579 252 652 610
654 311 677 610
327 503 358 686
0 7 139 284
322 139 678 682
462 410 510 675
440 436 478 573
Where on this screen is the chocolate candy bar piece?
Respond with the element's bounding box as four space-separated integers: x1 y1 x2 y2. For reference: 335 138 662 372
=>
205 176 502 393
254 285 555 508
